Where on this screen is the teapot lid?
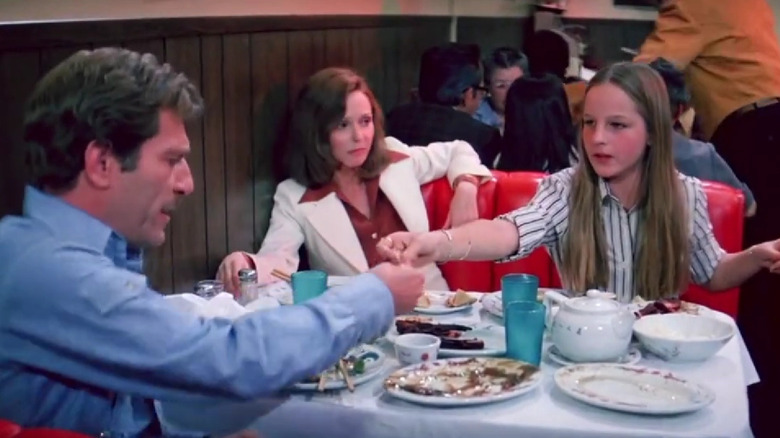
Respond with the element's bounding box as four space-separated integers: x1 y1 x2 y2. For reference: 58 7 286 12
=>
564 289 620 314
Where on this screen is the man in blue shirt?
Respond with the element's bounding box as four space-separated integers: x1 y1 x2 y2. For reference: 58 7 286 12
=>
0 47 424 436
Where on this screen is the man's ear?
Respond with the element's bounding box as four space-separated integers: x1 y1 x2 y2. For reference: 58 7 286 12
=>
83 140 115 189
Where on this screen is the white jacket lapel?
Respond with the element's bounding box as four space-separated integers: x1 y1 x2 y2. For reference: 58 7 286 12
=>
379 161 430 233
299 194 369 272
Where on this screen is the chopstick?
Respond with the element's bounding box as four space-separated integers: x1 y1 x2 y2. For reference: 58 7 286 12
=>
271 268 292 283
337 359 355 392
317 370 328 391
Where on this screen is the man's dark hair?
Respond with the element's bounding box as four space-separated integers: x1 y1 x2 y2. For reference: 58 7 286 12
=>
483 47 529 84
647 57 691 116
418 43 483 106
525 29 571 80
23 47 204 192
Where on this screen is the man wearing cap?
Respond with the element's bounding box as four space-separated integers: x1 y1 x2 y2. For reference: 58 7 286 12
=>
385 43 503 167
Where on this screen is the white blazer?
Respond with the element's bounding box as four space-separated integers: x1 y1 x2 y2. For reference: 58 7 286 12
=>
246 137 492 289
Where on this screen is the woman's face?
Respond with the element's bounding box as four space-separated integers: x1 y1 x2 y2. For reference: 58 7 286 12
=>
329 90 375 169
488 66 523 113
581 83 648 183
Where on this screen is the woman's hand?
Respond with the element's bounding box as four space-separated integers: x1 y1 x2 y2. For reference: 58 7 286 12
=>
377 231 448 267
751 239 780 273
444 180 479 228
216 252 254 293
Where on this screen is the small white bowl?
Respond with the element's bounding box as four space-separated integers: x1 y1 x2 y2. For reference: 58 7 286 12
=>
394 333 441 365
633 313 735 362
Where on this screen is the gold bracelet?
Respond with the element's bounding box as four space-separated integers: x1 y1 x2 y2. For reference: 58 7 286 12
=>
439 229 454 262
458 234 472 260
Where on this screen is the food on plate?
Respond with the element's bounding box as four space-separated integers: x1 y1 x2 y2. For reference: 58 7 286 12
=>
446 290 477 307
416 294 432 308
633 297 701 317
384 357 538 397
395 319 484 350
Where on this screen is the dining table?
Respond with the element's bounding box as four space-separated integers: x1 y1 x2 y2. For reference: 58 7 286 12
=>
159 293 759 438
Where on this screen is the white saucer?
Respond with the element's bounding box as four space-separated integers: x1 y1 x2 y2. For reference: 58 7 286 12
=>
547 345 642 366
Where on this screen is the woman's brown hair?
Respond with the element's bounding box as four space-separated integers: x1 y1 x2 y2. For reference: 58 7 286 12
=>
287 67 389 187
561 62 690 301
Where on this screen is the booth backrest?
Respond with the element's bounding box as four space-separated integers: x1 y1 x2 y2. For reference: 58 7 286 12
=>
421 171 745 318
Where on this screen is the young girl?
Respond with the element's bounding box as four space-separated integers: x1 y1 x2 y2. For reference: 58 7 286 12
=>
377 62 780 303
217 67 491 293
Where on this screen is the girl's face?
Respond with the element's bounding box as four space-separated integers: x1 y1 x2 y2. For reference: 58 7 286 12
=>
581 83 648 183
488 66 523 113
329 90 375 169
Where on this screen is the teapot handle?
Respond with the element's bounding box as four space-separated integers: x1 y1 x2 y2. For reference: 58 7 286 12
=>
542 290 569 328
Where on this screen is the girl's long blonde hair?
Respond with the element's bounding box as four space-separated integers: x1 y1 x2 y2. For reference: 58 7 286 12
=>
561 62 690 301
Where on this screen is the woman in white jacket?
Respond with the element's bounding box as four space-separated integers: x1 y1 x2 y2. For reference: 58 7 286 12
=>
217 67 492 293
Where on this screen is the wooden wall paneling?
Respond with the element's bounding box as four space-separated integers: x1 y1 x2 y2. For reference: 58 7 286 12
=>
377 27 401 111
222 34 255 255
0 51 40 219
396 25 419 106
457 17 527 55
121 39 174 292
352 28 384 107
250 32 288 250
165 36 209 293
324 28 353 68
39 45 91 76
201 35 228 277
287 30 329 106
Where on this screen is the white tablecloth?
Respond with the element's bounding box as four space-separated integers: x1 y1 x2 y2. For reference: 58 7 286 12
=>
160 301 759 438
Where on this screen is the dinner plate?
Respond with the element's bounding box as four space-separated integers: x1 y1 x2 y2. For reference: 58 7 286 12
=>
386 320 506 357
554 363 715 415
384 357 542 407
481 288 570 319
414 290 476 315
293 344 386 391
547 345 642 366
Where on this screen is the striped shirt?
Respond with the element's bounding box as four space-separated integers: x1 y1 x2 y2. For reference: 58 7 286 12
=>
497 167 726 302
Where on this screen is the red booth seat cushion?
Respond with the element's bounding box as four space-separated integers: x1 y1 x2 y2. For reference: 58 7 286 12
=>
422 171 744 318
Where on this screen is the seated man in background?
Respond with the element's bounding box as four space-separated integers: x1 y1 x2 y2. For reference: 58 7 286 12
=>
648 57 756 216
473 46 529 133
0 47 424 437
385 43 502 167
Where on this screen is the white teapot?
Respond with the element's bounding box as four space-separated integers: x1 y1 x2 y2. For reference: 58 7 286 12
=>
544 289 634 362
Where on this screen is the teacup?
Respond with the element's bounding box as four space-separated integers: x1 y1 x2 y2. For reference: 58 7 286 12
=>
394 333 441 365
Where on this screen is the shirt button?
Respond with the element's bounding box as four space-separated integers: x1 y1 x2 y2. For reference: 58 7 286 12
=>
371 232 378 239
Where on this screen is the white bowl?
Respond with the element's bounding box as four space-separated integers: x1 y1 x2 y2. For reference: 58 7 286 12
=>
393 333 441 365
633 313 735 362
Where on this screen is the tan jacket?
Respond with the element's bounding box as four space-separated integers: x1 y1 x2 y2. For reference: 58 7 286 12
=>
636 0 780 140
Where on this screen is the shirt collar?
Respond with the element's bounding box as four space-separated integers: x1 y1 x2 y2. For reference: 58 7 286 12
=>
23 186 142 270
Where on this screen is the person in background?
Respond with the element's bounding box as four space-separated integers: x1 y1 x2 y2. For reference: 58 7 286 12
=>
217 67 491 294
648 57 756 216
377 62 780 307
496 73 577 172
636 3 780 430
0 48 425 437
385 43 503 167
473 47 529 133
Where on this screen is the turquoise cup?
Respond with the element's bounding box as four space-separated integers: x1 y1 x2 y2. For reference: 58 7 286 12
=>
501 273 539 310
291 270 328 304
504 301 546 366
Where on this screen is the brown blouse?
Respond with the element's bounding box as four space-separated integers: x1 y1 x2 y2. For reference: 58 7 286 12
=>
299 152 409 268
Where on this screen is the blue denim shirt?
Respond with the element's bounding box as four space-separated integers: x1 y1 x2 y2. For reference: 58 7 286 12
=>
472 99 503 131
0 187 394 436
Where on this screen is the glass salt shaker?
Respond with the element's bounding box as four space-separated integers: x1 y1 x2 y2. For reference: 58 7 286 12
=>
238 268 259 305
194 279 223 299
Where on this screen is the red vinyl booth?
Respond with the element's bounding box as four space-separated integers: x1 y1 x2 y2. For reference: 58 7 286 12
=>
421 171 745 318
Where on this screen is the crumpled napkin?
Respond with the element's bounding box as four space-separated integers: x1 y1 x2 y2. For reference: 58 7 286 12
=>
164 292 280 320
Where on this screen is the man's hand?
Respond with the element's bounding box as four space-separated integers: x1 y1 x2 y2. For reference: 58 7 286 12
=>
370 262 425 315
